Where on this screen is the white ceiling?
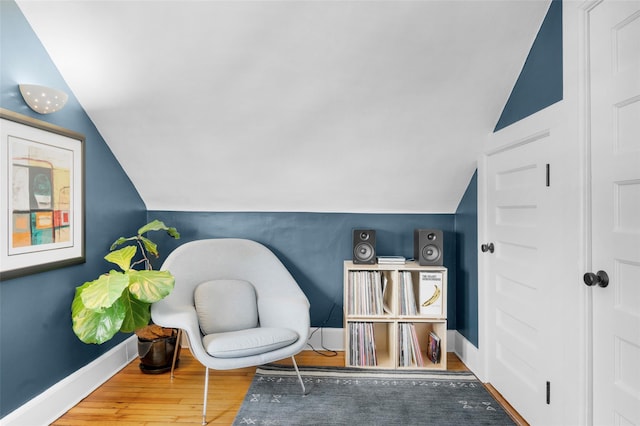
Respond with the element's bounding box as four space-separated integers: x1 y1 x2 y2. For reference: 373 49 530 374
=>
17 0 550 213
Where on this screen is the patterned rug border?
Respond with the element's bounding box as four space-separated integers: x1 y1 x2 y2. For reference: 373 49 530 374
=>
257 364 480 382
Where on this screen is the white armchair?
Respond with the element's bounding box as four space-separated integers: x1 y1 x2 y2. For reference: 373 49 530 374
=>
151 238 310 425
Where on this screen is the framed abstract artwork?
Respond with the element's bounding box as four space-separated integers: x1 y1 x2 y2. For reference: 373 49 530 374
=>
0 108 85 280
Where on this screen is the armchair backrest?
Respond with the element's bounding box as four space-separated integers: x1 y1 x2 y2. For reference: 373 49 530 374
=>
158 238 308 311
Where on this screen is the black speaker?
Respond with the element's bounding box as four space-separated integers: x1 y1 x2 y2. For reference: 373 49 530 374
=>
353 229 376 264
414 229 443 266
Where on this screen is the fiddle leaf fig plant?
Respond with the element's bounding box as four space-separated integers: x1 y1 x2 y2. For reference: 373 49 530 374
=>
72 220 180 344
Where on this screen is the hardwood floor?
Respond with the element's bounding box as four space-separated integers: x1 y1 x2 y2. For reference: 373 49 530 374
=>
53 350 527 425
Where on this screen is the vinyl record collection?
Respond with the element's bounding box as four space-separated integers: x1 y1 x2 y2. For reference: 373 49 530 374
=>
398 322 424 367
399 271 418 315
348 322 378 366
346 271 391 316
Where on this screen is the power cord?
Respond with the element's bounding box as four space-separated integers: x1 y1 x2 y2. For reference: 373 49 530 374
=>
306 302 338 357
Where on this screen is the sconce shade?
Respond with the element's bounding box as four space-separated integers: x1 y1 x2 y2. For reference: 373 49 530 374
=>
19 84 69 114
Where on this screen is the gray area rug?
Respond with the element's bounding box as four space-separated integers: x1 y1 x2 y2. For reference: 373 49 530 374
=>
233 365 515 425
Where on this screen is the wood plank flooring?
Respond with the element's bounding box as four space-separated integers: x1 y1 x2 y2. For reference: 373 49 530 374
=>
53 350 527 425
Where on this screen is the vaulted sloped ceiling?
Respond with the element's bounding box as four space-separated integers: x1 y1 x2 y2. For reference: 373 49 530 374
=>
17 0 550 213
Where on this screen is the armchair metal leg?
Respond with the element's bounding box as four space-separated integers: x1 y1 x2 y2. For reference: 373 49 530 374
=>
291 356 308 395
202 367 209 425
170 329 182 379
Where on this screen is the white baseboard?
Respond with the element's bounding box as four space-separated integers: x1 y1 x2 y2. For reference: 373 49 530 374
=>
450 330 485 381
0 336 138 426
306 327 345 351
447 329 456 353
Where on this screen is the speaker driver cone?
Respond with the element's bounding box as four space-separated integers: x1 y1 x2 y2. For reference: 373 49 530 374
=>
422 244 441 262
354 242 374 262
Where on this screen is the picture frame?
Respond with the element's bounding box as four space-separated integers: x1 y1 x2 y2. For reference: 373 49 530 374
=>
0 108 85 280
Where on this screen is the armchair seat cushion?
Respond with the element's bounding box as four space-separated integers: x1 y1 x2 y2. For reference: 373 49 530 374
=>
202 327 299 358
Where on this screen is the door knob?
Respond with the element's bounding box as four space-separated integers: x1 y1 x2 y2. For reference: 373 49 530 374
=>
583 270 609 288
481 243 495 253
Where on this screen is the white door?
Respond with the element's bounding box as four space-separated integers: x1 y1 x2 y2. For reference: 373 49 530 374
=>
484 131 555 425
588 1 640 425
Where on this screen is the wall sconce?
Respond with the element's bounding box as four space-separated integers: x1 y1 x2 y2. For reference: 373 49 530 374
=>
19 84 69 114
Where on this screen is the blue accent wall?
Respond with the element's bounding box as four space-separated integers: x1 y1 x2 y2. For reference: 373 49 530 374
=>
148 211 457 329
454 171 478 347
0 1 146 417
494 0 562 131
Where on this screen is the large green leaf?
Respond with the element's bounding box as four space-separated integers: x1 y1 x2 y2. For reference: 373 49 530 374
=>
139 235 159 258
138 219 180 239
104 246 137 271
128 270 175 303
71 280 93 316
109 236 135 251
80 270 130 310
119 290 151 333
72 286 126 344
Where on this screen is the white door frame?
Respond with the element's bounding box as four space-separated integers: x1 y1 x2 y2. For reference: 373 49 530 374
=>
572 1 598 424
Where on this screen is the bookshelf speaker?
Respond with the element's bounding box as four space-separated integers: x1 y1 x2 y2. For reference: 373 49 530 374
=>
353 229 376 264
414 229 443 266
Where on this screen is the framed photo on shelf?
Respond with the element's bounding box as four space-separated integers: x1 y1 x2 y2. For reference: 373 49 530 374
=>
0 108 85 280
